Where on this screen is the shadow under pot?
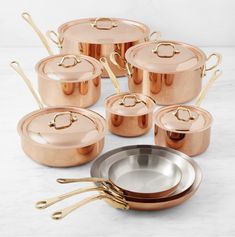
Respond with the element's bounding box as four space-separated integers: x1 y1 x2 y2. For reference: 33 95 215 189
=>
18 107 106 167
125 41 221 105
154 105 213 156
105 93 156 137
48 17 150 77
35 54 103 108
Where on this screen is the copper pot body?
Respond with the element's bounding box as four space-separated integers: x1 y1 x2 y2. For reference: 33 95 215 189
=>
38 75 101 108
106 111 153 137
128 67 203 105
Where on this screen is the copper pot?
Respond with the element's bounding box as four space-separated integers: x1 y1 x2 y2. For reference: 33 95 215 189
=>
154 70 222 156
36 54 103 107
46 17 150 77
112 40 221 105
10 61 106 167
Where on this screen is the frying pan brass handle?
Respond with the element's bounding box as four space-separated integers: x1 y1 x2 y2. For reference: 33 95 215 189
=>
152 42 180 58
46 30 63 49
91 17 117 30
149 31 162 42
174 107 195 122
110 52 132 77
57 55 81 68
119 94 145 107
205 53 222 72
21 12 53 55
51 193 128 220
48 111 77 129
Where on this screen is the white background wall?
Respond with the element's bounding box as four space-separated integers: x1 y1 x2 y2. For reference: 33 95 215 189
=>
0 0 234 47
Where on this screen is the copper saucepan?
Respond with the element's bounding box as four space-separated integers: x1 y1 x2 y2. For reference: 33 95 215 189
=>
154 69 222 156
111 40 221 105
10 61 106 167
101 58 156 137
21 12 156 78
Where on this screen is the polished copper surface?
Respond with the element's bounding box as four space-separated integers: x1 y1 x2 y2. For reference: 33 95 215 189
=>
18 107 106 167
55 18 150 77
105 93 156 137
125 41 221 105
36 54 102 107
154 105 213 156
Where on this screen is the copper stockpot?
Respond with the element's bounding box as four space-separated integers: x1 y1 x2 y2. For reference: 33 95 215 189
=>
153 69 222 156
112 40 221 105
46 17 151 77
36 54 103 108
11 61 106 167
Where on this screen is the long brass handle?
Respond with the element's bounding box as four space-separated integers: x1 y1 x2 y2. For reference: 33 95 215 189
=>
100 57 121 93
21 12 53 55
52 193 128 220
10 61 44 109
195 69 222 107
36 186 105 209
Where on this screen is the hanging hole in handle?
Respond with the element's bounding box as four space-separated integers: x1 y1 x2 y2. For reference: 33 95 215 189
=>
174 107 195 122
91 17 117 30
152 42 180 58
46 30 63 49
48 112 77 130
35 201 47 209
205 53 222 72
57 55 81 68
149 31 162 42
21 12 32 21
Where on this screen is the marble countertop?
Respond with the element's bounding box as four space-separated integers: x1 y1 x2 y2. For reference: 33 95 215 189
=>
0 47 234 237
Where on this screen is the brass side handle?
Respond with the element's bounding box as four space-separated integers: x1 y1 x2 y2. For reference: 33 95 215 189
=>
149 31 162 42
152 42 180 58
57 55 81 68
48 112 77 129
205 53 222 72
174 107 195 122
91 17 117 30
46 30 63 49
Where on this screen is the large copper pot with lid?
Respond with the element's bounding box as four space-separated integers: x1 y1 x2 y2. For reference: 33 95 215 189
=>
111 40 221 105
46 17 150 77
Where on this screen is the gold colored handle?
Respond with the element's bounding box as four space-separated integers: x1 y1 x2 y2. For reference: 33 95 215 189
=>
174 107 195 122
48 111 77 129
195 69 222 107
152 42 180 58
57 177 108 184
58 55 81 68
10 61 44 109
149 31 162 42
119 94 144 107
36 186 105 209
91 17 117 30
51 193 128 220
99 57 121 93
110 52 132 77
21 12 53 55
205 53 222 72
46 30 63 49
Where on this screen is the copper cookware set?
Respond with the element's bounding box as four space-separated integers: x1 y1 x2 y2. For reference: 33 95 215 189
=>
10 12 223 219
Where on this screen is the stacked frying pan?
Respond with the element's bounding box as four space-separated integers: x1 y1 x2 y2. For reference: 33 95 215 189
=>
10 13 222 219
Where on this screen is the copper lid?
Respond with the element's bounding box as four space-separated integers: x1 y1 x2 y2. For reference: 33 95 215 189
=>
18 107 106 148
58 18 150 44
36 54 103 82
125 41 206 73
155 105 212 133
105 93 155 116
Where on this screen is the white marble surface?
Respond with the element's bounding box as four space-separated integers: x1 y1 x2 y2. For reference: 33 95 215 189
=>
0 47 234 237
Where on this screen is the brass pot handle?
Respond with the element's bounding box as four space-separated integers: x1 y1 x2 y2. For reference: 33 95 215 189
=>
48 112 77 129
149 31 162 42
174 107 195 122
57 55 81 68
205 53 222 72
91 17 117 30
46 30 63 49
119 94 145 107
152 42 180 58
21 12 53 55
51 193 128 220
110 52 132 77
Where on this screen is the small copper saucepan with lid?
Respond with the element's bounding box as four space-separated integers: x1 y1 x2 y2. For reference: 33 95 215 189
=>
101 58 156 137
154 69 222 156
10 61 106 167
